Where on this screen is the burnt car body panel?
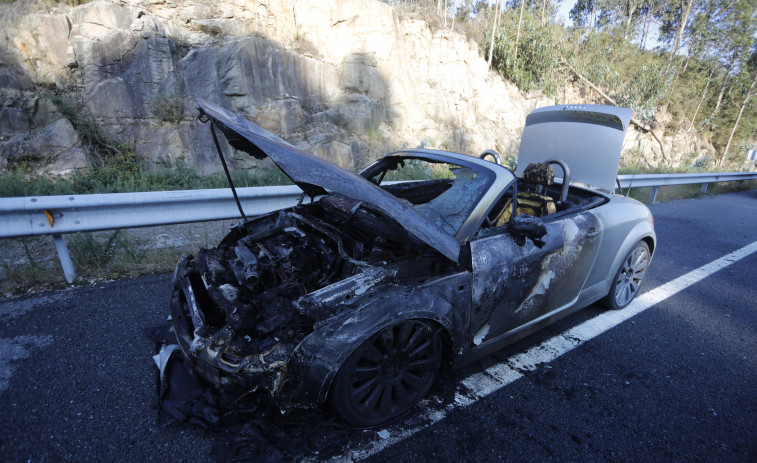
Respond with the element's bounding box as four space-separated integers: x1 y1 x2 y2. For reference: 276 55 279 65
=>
198 98 461 262
286 270 472 405
170 101 656 422
469 211 602 344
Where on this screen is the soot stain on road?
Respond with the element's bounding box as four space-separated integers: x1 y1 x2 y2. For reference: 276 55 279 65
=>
148 322 361 462
147 319 479 462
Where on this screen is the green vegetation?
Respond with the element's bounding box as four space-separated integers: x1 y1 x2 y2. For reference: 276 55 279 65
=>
485 8 563 93
0 94 292 198
69 230 134 272
380 159 457 181
387 0 757 169
49 93 142 175
0 165 292 197
2 229 208 295
66 230 185 279
152 93 185 122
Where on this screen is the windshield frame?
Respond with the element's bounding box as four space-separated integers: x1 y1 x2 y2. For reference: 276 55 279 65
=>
360 149 516 243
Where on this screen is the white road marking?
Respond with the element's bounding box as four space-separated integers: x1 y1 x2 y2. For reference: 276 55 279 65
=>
328 240 757 462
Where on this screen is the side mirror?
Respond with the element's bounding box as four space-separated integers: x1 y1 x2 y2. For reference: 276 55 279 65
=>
508 214 547 248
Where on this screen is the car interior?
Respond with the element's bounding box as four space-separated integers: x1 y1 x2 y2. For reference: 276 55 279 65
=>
481 160 609 233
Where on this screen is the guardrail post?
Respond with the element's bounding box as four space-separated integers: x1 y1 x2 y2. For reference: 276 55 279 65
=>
650 186 659 203
700 183 709 193
53 234 76 283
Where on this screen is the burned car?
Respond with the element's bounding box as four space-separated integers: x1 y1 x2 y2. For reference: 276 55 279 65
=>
170 101 655 427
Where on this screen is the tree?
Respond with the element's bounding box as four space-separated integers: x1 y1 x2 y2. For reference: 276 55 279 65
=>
420 0 757 169
570 0 616 29
621 0 647 39
638 0 665 49
488 0 502 68
720 71 756 166
705 1 757 130
668 0 695 60
514 0 526 64
686 66 715 132
719 44 757 166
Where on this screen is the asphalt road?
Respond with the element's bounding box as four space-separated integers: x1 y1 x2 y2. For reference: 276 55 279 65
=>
1 190 755 462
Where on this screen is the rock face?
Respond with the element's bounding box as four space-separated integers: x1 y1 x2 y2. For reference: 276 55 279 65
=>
1 113 88 174
0 0 706 176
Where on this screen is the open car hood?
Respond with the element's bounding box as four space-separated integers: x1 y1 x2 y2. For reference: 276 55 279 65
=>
517 105 633 192
196 98 461 262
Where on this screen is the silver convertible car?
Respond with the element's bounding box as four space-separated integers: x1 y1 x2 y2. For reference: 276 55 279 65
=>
170 101 655 427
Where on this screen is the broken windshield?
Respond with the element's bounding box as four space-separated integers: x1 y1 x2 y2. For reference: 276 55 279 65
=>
363 157 492 237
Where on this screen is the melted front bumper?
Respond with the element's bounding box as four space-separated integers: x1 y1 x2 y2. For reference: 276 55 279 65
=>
169 267 291 401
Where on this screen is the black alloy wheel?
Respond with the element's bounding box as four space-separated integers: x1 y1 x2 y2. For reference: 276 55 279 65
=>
330 319 442 427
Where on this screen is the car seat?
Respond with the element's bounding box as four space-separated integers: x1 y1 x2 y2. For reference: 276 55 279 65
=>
491 163 557 227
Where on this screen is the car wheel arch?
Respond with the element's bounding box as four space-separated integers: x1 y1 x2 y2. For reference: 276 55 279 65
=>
327 317 448 427
286 293 462 407
602 239 652 309
603 219 655 286
641 235 655 255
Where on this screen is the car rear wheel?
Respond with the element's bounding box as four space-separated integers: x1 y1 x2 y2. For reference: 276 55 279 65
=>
603 241 650 310
330 319 442 428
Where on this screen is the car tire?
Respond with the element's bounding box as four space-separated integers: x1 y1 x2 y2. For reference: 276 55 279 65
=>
329 319 442 428
602 241 651 310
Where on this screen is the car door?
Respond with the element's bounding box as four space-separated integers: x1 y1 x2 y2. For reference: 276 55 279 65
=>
468 211 603 346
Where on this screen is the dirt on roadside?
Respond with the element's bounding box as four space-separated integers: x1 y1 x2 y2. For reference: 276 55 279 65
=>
0 219 240 296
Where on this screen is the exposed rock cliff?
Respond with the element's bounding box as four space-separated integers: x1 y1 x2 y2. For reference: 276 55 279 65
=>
0 0 708 177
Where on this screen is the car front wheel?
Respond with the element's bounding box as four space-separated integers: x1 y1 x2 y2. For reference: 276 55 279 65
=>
603 241 650 310
330 319 442 428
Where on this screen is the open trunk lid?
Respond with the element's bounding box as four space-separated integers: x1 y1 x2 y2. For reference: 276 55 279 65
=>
517 104 633 192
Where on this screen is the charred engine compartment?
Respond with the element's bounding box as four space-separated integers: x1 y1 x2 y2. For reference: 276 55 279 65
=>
171 193 439 399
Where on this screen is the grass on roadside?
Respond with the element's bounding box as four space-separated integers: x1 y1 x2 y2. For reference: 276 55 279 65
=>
0 165 293 197
67 230 188 280
1 222 233 295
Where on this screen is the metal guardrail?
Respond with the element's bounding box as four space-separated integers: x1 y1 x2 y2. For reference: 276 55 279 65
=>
1 185 303 238
616 171 757 202
2 172 756 283
1 185 304 283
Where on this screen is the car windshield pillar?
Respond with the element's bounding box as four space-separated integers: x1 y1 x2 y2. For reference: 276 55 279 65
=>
361 155 494 238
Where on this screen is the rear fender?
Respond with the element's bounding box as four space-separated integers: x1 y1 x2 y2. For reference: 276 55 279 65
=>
602 221 655 294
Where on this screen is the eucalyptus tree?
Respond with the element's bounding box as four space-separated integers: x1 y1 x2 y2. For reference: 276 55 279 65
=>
569 0 616 29
720 42 757 166
638 0 665 49
570 0 662 43
669 0 695 60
